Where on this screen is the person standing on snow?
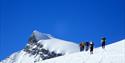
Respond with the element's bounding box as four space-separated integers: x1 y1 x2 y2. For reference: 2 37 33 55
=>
80 42 85 51
85 42 89 51
90 41 94 54
101 37 106 49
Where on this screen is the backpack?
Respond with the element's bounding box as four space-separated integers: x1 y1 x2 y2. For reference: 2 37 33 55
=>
80 42 84 47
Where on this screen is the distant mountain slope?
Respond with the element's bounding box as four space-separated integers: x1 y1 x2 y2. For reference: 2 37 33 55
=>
0 30 80 63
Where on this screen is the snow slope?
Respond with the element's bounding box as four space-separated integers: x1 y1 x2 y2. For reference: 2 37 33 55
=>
38 38 80 54
39 39 125 63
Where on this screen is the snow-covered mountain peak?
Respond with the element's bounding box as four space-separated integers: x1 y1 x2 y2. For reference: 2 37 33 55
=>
32 30 52 41
30 30 80 54
0 31 80 63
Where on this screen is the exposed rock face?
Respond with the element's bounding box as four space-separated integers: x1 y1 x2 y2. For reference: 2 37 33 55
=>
24 31 63 60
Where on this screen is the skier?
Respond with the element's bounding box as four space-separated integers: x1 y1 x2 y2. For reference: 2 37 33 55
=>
79 42 85 51
90 41 94 54
85 42 89 51
101 37 106 49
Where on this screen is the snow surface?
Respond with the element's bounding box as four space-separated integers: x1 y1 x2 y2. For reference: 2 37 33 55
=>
39 39 125 63
38 38 80 54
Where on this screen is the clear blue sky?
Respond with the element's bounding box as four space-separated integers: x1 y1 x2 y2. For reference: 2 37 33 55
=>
0 0 125 60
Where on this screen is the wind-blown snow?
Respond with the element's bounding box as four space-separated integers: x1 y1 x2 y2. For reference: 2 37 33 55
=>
32 30 52 40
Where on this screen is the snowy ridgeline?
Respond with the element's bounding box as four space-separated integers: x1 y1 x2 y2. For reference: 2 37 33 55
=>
0 30 125 63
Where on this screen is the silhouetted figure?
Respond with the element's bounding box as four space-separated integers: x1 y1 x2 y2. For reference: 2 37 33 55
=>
90 41 94 54
101 37 106 49
80 42 85 51
85 42 89 51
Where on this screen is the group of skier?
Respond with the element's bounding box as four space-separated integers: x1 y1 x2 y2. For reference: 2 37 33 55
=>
79 37 106 54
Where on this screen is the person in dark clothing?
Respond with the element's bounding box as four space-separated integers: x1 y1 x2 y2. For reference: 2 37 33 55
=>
80 42 85 51
90 41 94 54
85 42 89 51
101 37 106 49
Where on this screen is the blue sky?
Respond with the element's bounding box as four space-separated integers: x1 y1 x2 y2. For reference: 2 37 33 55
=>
0 0 125 60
